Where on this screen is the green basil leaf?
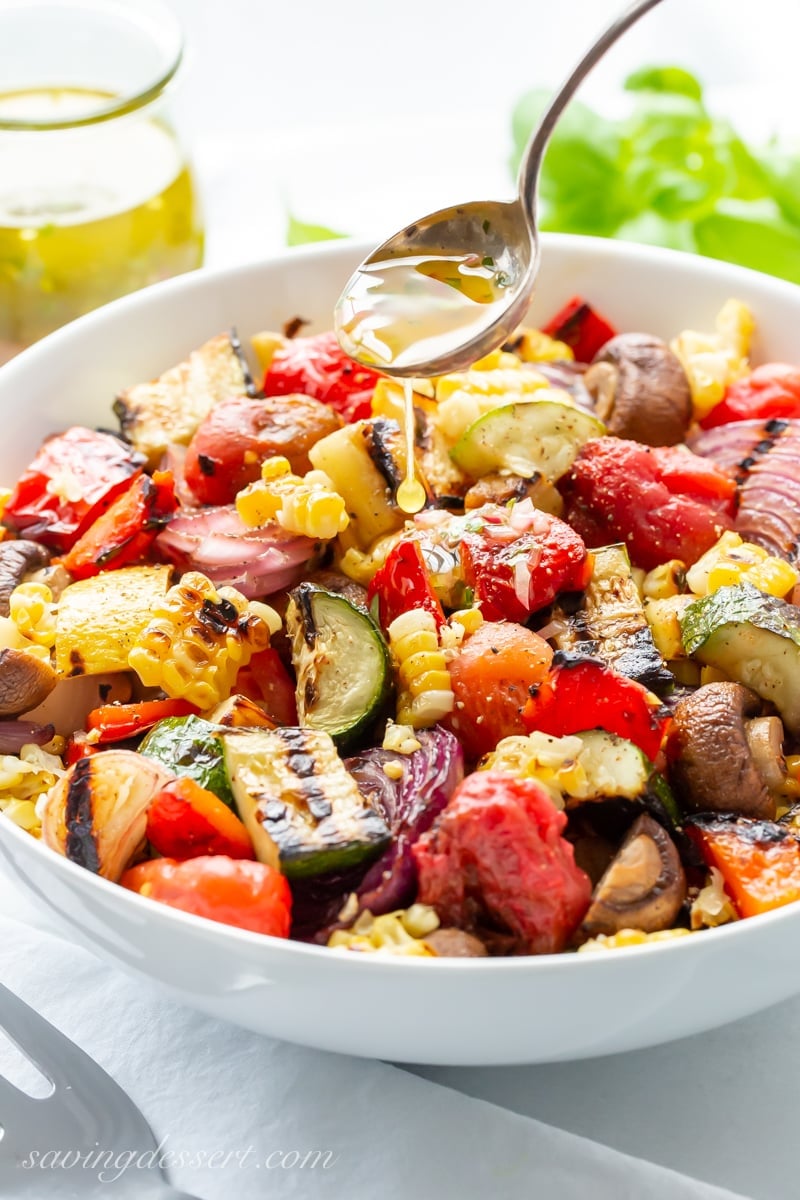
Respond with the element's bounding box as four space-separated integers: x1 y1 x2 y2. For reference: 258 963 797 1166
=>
624 66 703 100
286 213 348 247
694 200 800 284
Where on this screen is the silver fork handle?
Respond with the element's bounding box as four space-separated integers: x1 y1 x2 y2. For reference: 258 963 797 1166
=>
516 0 667 226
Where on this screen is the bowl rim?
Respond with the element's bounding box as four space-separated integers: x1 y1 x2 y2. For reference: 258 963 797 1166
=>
3 230 800 975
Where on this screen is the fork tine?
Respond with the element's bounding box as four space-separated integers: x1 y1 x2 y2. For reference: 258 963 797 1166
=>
0 982 80 1089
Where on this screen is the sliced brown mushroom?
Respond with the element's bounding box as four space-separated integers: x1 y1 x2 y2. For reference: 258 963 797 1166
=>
585 333 691 446
0 540 50 617
668 682 781 820
0 648 57 717
423 929 489 957
580 813 686 937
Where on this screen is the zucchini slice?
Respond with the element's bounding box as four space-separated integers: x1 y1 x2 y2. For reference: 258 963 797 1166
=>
286 584 392 751
572 730 680 828
223 726 390 878
680 583 800 734
450 399 605 481
139 714 235 807
553 543 674 696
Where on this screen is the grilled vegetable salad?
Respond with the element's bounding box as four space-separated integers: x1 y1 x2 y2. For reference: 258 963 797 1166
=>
5 292 800 957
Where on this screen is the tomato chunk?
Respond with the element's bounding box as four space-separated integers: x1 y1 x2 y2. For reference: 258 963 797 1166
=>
701 363 800 429
523 656 670 762
264 331 382 423
121 856 291 936
184 393 341 506
60 470 177 580
460 501 590 623
3 427 145 551
146 777 255 861
562 438 735 570
413 771 591 954
444 621 553 760
686 815 800 918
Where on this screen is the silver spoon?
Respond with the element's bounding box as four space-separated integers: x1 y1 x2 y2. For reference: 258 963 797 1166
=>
335 0 666 378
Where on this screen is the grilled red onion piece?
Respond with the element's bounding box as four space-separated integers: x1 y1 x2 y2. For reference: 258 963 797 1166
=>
690 418 800 562
156 505 318 598
0 720 55 754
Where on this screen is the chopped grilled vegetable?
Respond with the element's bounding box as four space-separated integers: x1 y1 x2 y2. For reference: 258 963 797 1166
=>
459 500 591 624
680 584 800 734
223 726 391 878
523 655 670 763
413 771 592 954
205 694 276 730
580 813 686 937
54 564 173 676
139 714 235 807
3 428 145 552
113 332 256 468
308 420 409 549
444 620 554 760
121 855 292 936
86 698 199 744
286 584 392 750
60 470 177 580
145 777 255 861
686 814 800 918
234 648 298 727
184 392 342 507
127 570 271 709
0 540 51 616
541 296 617 363
552 543 674 695
0 647 57 717
367 539 445 632
41 750 172 880
450 399 604 481
264 330 382 423
484 728 680 826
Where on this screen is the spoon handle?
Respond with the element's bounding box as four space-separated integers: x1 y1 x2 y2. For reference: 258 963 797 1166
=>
516 0 666 226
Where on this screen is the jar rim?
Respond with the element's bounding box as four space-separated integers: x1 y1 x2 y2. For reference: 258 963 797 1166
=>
0 0 184 130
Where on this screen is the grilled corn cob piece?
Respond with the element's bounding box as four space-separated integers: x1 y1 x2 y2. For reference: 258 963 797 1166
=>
671 299 754 420
686 530 798 598
387 609 454 729
236 456 349 541
128 571 273 709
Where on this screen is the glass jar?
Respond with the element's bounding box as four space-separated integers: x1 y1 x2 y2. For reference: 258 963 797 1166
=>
0 0 204 363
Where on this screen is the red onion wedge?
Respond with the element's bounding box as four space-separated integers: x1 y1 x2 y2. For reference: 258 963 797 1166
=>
690 418 800 562
156 505 319 598
0 721 55 754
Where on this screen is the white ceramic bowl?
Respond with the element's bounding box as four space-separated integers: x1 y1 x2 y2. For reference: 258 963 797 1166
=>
2 235 800 1066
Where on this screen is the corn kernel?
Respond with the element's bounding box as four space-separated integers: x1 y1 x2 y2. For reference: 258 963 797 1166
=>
643 560 686 600
578 928 692 952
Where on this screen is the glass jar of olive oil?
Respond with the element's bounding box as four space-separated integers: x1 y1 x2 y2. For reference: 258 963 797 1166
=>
0 0 204 363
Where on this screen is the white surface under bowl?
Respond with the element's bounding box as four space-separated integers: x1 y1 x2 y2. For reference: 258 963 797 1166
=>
2 234 800 1066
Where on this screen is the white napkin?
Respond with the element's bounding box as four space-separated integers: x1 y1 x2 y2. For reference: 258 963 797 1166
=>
0 873 747 1200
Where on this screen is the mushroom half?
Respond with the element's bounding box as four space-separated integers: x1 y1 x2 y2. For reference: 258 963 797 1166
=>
0 647 57 717
580 813 686 937
0 540 51 617
584 333 692 447
668 682 783 820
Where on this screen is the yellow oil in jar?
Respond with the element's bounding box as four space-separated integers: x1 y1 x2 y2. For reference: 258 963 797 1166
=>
0 88 203 361
336 251 510 373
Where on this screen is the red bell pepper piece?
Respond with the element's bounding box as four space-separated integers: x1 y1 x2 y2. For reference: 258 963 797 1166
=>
145 777 255 862
3 427 145 552
523 656 670 762
263 330 382 423
541 296 617 363
700 363 800 429
121 855 291 936
60 470 177 580
64 732 100 766
235 648 298 726
367 539 445 631
86 698 199 743
686 815 800 918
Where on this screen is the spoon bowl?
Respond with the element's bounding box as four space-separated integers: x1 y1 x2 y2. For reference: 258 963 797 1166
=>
334 199 537 378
